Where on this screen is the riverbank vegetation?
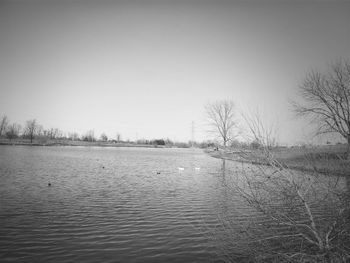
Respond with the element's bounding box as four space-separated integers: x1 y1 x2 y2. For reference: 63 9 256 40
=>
205 60 350 178
207 131 350 262
203 59 350 261
214 151 350 262
206 108 350 261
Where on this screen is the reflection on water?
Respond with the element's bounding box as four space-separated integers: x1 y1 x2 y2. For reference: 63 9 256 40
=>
221 159 226 179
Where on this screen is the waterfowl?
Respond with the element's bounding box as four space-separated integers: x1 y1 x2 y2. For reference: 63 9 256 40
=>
48 182 51 186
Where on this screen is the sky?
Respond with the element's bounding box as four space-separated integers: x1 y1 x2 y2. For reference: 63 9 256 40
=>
1 0 350 145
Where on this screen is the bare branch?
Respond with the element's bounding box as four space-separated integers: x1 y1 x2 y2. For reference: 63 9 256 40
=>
293 59 350 159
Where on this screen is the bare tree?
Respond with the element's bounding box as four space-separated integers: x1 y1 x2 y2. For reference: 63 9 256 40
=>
6 123 21 141
242 110 278 150
205 100 237 147
116 133 121 142
69 132 80 141
82 130 95 142
24 119 38 143
100 133 108 142
36 124 44 137
45 128 63 139
228 161 350 262
293 59 350 159
0 115 9 137
213 117 350 262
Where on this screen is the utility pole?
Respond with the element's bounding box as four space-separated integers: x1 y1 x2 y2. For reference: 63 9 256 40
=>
191 121 195 147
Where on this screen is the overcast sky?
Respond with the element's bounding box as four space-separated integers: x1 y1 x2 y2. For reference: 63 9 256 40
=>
1 0 350 144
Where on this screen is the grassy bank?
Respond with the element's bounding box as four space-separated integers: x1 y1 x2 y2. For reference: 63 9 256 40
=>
208 144 350 176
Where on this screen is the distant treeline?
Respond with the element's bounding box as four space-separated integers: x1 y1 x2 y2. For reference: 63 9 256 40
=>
0 114 302 149
0 115 219 148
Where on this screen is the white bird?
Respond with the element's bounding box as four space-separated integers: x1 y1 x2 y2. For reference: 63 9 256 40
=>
178 167 185 171
195 167 200 170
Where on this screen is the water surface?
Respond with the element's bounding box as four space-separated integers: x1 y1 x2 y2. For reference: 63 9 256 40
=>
0 146 248 262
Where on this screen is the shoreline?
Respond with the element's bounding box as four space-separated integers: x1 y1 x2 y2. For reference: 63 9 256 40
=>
206 148 350 177
2 141 349 177
0 140 173 149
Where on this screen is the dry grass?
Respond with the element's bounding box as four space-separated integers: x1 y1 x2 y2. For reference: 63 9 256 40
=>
271 144 350 177
208 144 350 177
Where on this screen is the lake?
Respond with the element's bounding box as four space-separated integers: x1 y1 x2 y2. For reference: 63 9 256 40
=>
2 145 347 262
0 145 253 263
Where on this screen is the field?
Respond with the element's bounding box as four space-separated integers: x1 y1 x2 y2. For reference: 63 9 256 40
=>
209 143 350 176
